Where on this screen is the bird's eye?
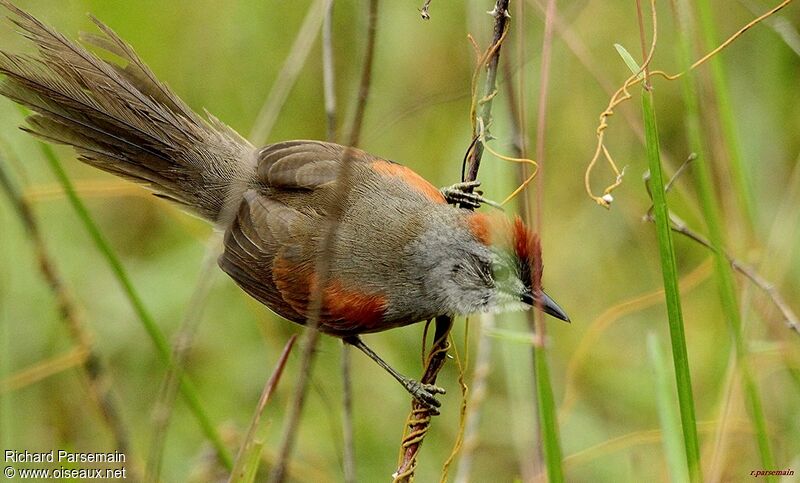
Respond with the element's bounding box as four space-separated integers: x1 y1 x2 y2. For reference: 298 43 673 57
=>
493 263 511 281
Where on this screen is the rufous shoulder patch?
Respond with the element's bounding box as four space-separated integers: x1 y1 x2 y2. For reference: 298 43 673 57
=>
371 160 446 204
466 211 492 245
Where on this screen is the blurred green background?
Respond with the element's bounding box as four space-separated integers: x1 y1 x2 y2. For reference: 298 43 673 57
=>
0 0 798 481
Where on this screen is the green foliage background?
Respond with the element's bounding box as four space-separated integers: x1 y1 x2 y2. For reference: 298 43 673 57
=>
0 0 798 481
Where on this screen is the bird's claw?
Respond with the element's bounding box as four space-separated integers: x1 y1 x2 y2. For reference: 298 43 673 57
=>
440 181 503 211
404 379 446 414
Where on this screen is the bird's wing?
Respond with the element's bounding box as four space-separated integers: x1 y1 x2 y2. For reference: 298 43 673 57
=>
255 140 377 190
218 189 311 323
256 140 447 205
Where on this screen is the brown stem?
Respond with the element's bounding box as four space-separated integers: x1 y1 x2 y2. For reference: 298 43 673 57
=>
322 4 357 481
229 335 297 480
643 170 800 337
464 0 512 185
269 146 362 483
393 2 512 480
392 316 454 481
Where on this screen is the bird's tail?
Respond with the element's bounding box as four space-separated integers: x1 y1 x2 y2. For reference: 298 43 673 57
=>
0 1 255 222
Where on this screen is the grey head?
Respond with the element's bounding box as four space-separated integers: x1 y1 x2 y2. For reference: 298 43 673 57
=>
411 210 570 322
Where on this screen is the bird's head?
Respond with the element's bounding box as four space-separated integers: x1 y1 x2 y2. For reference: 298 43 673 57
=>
431 212 570 321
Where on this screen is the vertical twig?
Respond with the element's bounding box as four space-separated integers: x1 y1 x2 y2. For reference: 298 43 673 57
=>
393 316 454 481
269 1 379 480
0 157 136 478
341 345 356 483
528 1 565 482
464 0 512 184
348 0 379 147
502 16 539 481
393 2 511 481
229 335 297 482
268 148 358 483
322 3 356 481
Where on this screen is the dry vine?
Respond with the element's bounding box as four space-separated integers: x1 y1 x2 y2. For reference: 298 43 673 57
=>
584 0 795 208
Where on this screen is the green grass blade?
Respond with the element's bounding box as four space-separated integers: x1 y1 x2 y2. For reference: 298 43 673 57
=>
534 346 564 482
35 141 232 469
641 89 703 483
672 2 775 475
614 43 645 80
647 333 691 482
230 440 264 483
695 0 757 233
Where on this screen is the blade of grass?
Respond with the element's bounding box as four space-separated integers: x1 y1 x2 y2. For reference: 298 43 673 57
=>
641 89 702 482
33 139 232 469
694 0 757 235
647 333 691 482
672 1 775 475
534 348 563 482
530 0 564 480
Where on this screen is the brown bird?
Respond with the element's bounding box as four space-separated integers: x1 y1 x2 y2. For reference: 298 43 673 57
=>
0 1 568 408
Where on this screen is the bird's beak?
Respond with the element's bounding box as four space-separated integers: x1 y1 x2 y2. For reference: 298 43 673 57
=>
521 290 571 322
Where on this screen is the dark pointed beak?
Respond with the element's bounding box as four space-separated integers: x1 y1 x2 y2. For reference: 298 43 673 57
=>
521 291 571 322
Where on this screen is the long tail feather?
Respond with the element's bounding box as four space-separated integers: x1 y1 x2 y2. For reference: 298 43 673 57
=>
0 1 255 222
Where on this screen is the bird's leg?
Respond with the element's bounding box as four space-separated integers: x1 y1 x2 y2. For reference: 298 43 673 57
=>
343 335 446 413
440 180 503 210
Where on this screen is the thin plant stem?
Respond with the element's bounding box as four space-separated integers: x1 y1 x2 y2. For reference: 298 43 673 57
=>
529 0 564 481
341 344 356 483
249 0 334 144
393 316 454 481
229 335 297 483
392 2 511 480
635 3 702 480
322 3 356 481
464 0 512 184
452 315 493 483
145 243 222 482
503 9 540 480
348 0 379 148
268 146 359 483
647 333 691 482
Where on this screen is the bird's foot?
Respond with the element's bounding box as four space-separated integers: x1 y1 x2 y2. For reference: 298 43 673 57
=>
440 181 503 210
402 378 446 414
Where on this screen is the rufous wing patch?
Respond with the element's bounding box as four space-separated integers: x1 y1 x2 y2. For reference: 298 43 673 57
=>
371 160 446 204
321 279 388 331
272 256 388 331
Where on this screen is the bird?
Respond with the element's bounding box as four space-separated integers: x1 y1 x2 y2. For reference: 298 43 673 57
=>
0 1 569 409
